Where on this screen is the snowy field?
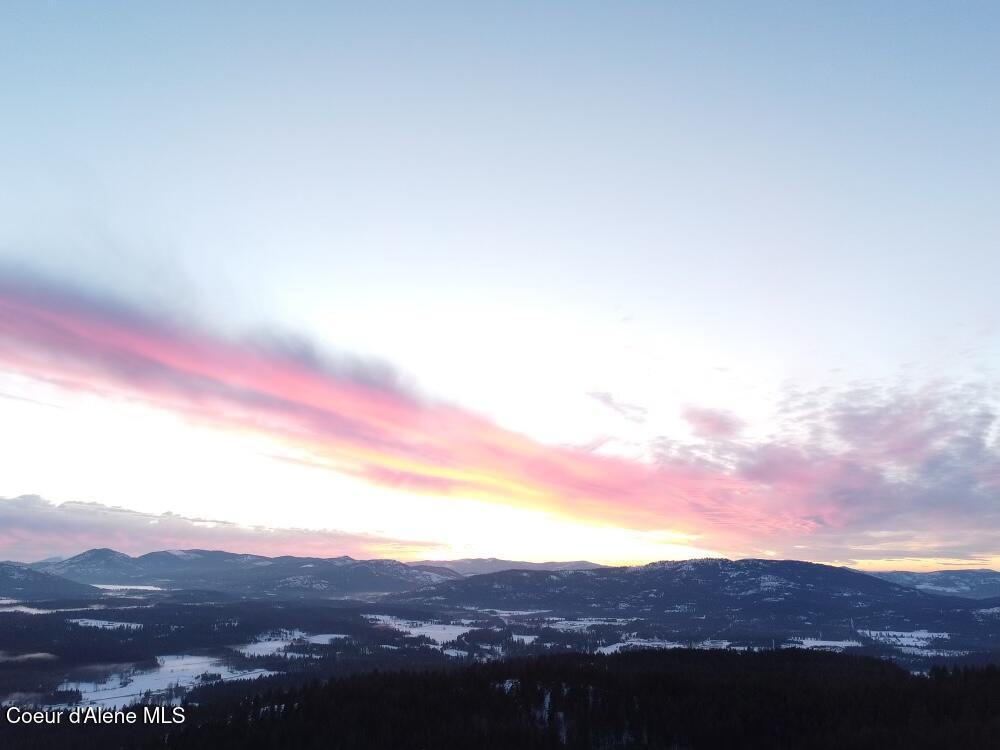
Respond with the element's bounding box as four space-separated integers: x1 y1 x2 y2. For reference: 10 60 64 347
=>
898 647 969 657
858 630 950 648
546 618 632 632
367 615 475 644
0 604 106 615
232 630 349 657
57 655 276 709
68 619 143 630
597 639 684 654
471 609 551 621
786 638 862 652
303 633 350 644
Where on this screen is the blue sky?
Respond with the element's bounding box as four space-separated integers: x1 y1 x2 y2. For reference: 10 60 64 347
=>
0 2 998 566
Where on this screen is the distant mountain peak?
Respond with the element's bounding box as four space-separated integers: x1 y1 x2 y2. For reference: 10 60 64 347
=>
74 547 131 559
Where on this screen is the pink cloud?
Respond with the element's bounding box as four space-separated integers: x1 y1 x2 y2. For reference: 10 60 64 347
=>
0 273 768 544
2 271 999 565
682 407 744 439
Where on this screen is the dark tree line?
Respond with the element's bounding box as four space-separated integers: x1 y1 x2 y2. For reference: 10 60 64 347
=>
4 649 1000 749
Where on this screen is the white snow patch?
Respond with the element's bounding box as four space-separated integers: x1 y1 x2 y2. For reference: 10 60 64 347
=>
57 655 275 709
166 550 201 559
597 639 684 654
303 633 349 645
547 618 630 632
232 629 317 657
898 647 969 657
694 640 733 650
366 615 474 644
0 604 106 615
858 630 949 648
69 619 143 631
787 638 862 652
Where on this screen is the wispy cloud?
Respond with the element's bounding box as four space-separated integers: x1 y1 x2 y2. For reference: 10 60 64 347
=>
682 407 744 439
686 382 1000 564
2 269 1000 566
588 391 648 423
0 270 756 539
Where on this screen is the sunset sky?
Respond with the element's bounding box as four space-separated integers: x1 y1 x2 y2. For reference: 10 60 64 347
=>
1 2 998 569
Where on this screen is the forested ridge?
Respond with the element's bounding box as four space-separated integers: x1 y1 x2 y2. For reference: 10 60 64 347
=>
4 649 1000 749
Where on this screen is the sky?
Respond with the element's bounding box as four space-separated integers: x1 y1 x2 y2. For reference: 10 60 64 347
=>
1 2 998 569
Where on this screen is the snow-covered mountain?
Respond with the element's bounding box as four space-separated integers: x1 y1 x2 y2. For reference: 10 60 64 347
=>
386 558 990 640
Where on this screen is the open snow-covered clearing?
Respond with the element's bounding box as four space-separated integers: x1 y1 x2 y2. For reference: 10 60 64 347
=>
469 609 551 621
858 630 949 648
0 604 107 615
233 630 308 657
597 639 685 654
547 618 631 632
898 647 969 657
57 655 276 709
68 619 143 630
367 615 475 644
695 640 735 650
233 630 351 657
786 638 862 652
303 633 349 645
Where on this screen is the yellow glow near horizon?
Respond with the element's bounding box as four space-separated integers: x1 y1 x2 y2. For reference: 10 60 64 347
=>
0 378 724 564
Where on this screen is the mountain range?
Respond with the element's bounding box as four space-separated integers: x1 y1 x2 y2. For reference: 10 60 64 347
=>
4 549 1000 644
382 559 1000 653
25 548 460 597
387 557 999 634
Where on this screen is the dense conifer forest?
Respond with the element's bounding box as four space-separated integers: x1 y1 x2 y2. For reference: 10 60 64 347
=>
4 649 1000 749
